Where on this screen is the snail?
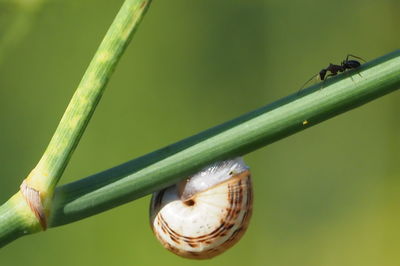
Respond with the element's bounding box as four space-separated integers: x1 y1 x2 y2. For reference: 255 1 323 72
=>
150 157 253 259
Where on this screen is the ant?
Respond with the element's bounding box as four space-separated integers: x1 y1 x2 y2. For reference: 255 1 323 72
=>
299 54 366 91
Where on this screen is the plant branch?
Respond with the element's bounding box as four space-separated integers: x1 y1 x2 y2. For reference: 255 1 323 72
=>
26 0 152 198
49 50 400 227
0 0 151 248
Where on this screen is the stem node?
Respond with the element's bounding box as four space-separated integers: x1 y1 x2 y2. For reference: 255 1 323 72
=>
20 179 47 230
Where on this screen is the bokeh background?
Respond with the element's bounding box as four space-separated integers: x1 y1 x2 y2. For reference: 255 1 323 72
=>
1 0 399 265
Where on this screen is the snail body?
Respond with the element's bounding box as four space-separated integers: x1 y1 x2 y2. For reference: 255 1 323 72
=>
150 158 253 259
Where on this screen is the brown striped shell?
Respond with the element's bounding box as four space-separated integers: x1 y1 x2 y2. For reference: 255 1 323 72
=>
150 158 253 259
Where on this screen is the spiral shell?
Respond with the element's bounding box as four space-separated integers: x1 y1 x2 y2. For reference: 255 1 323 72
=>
150 158 253 259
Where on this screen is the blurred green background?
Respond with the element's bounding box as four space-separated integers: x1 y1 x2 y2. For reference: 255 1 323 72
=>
1 0 400 265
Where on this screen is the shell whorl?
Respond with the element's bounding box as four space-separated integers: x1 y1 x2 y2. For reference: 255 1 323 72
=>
150 158 253 259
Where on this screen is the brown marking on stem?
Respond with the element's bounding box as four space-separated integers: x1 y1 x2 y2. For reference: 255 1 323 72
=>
20 179 47 230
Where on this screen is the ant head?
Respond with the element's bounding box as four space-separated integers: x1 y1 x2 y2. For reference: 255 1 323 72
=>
319 69 327 80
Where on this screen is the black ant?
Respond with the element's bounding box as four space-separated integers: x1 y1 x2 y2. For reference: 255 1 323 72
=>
299 54 366 91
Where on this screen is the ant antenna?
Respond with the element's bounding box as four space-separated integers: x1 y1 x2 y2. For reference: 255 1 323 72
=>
298 73 319 93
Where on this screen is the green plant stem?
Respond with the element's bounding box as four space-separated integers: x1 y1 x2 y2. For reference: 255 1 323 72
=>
49 50 400 227
25 0 151 205
0 193 42 247
0 0 151 248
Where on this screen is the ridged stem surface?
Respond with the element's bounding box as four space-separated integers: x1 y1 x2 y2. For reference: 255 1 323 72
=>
50 50 400 227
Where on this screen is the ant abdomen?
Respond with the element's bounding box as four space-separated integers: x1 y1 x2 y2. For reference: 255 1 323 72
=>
344 60 361 68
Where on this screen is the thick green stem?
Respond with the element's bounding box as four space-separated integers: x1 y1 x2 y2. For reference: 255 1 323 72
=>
49 50 400 227
0 193 42 247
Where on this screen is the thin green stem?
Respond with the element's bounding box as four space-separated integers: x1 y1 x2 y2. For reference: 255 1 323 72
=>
25 0 151 201
0 0 151 247
49 50 400 227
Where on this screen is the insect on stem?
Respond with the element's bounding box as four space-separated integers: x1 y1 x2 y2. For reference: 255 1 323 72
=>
298 54 366 93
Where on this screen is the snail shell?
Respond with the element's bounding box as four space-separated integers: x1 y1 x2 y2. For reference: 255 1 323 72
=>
150 158 253 259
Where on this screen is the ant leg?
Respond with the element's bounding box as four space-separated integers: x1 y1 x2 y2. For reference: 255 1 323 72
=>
346 54 366 63
316 73 337 91
345 67 363 81
324 73 335 79
352 69 364 79
348 71 363 82
345 55 365 78
323 67 340 81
